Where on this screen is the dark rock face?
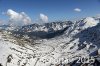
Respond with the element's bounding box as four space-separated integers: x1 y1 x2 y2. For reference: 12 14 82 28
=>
7 54 13 63
74 23 100 47
19 21 72 32
12 26 70 39
11 21 72 39
28 26 70 39
0 63 3 66
93 59 100 66
89 50 98 56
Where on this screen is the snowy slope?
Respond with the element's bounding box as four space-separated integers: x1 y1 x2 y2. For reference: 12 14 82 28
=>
0 17 100 66
0 31 91 66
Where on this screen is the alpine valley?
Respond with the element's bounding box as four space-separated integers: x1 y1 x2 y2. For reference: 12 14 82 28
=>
0 17 100 66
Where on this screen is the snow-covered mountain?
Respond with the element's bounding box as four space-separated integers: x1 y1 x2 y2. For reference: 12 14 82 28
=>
0 17 100 66
18 21 72 33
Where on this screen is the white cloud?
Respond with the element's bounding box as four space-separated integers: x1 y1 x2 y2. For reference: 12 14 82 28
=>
74 8 81 12
40 13 48 23
6 9 31 26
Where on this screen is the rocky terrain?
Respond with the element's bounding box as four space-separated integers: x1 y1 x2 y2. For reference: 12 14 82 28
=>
0 17 100 66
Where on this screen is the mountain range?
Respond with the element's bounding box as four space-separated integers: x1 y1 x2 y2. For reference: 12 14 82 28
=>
0 17 100 66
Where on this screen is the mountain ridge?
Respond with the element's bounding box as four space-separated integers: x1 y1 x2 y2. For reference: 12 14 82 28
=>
0 16 100 66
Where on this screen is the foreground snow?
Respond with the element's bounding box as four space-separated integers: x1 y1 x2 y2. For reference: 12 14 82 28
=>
0 31 98 66
0 17 100 66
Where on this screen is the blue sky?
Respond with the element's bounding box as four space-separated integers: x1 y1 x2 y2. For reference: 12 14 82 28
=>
0 0 100 22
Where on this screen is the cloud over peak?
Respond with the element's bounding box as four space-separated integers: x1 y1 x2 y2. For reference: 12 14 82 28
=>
40 13 48 23
6 9 31 26
74 8 81 12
